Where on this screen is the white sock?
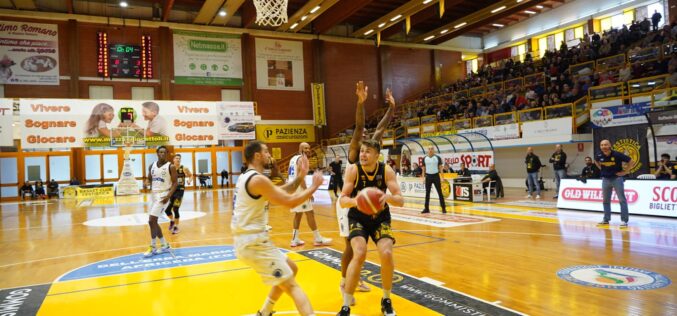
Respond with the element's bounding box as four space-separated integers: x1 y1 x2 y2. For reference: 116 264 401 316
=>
151 238 157 247
292 229 299 241
343 293 353 307
159 237 167 245
313 229 322 240
260 297 275 315
383 289 391 299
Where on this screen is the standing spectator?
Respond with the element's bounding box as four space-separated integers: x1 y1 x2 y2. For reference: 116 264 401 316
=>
328 155 343 197
525 147 542 199
549 144 567 199
652 10 662 31
421 147 446 214
220 169 229 188
595 139 636 227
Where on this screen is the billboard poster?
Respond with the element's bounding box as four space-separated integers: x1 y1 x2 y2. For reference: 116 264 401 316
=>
0 21 59 85
590 102 650 128
592 124 650 177
255 38 304 91
173 30 242 86
218 102 255 140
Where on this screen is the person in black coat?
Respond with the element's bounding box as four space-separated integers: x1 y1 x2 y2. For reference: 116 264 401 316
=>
525 147 542 199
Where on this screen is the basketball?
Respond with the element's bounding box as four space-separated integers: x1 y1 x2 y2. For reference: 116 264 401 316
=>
355 187 385 215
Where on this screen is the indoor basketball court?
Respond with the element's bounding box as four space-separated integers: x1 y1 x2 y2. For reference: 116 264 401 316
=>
1 0 676 315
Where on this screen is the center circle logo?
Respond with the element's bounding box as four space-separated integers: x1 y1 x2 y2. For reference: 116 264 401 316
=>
557 265 671 290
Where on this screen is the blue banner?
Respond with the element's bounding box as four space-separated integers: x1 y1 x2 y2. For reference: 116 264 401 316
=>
590 102 651 128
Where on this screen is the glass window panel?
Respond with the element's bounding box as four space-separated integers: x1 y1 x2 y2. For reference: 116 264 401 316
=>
554 33 564 49
221 89 240 101
129 154 143 179
471 59 478 73
131 87 154 100
611 14 624 30
25 156 46 181
89 85 113 99
216 151 229 173
232 151 243 174
0 158 18 184
103 154 119 179
48 156 70 182
623 10 634 26
144 153 158 176
195 152 212 175
538 37 547 57
1 186 18 198
85 155 101 181
647 3 663 27
601 17 612 31
574 27 584 39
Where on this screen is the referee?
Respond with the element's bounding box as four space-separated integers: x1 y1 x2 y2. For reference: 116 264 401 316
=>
595 139 636 227
328 155 343 197
422 146 447 214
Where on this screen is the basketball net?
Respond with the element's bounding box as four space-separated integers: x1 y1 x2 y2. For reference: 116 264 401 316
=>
253 0 288 26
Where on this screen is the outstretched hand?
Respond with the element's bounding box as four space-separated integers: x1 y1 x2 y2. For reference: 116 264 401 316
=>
385 88 396 108
311 171 324 188
356 81 368 105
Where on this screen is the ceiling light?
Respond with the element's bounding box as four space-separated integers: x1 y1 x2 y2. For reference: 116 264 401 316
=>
516 0 524 2
364 29 374 35
454 22 467 29
218 9 226 17
493 23 504 27
301 15 308 21
440 29 448 34
390 15 402 22
290 23 299 29
378 22 386 28
536 5 544 9
423 0 433 4
310 6 321 14
524 10 536 14
491 6 506 13
119 1 128 7
424 35 435 41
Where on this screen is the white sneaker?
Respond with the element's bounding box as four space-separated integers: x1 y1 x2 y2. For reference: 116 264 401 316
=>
290 239 305 247
357 279 371 292
536 195 541 199
143 246 156 258
157 243 171 254
314 237 333 246
526 194 532 199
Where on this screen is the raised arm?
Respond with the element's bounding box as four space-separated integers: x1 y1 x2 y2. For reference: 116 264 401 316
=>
349 81 368 163
250 172 323 208
372 88 396 142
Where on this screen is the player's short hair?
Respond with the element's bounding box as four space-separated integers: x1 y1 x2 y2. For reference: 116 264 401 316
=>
361 139 381 153
661 153 670 160
142 101 160 113
175 154 182 158
585 156 592 160
245 141 264 163
156 145 167 153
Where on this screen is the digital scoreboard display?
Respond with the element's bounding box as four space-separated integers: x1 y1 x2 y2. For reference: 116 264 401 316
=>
109 44 142 78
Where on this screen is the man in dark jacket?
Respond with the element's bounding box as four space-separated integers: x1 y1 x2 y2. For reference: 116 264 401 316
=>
482 164 504 198
220 169 229 188
525 147 542 199
580 156 601 180
549 144 567 199
651 10 662 31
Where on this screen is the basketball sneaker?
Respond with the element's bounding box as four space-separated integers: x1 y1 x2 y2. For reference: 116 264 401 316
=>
143 246 156 258
536 195 541 199
168 221 175 231
314 237 333 246
157 243 171 254
381 298 396 316
337 306 350 316
597 221 610 226
290 239 305 247
256 311 274 316
172 226 180 234
357 279 371 292
620 222 628 228
525 194 532 199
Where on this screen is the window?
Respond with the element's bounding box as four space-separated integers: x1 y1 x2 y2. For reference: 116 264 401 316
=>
48 156 70 181
538 37 547 57
85 155 101 182
103 154 118 179
611 14 624 30
623 10 635 26
89 86 114 99
131 87 155 100
1 158 17 184
601 17 612 31
647 2 664 27
554 32 564 49
25 157 46 181
574 26 584 39
221 89 241 101
465 59 478 75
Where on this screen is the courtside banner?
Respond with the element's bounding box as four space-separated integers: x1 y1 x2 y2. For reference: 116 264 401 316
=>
590 102 650 128
19 99 220 148
0 99 12 146
0 21 60 85
521 117 572 137
255 124 315 143
218 101 255 140
412 151 494 172
557 179 677 218
458 123 520 140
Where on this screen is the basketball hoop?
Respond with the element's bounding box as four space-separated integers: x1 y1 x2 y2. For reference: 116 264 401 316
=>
253 0 288 27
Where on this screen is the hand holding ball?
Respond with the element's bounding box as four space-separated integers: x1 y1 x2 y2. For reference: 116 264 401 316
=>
356 188 385 215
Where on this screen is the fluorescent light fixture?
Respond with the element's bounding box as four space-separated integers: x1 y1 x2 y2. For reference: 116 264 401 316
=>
631 84 640 87
390 15 402 22
536 5 544 9
310 6 321 14
491 6 506 13
454 22 467 29
423 0 433 4
524 10 536 14
119 1 128 7
493 23 504 27
301 15 308 21
218 9 226 17
648 81 655 85
378 22 386 28
516 0 524 2
440 29 448 34
364 29 374 35
424 35 435 41
290 23 299 29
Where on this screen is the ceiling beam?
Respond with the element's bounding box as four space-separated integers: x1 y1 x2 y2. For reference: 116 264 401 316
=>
12 0 36 10
210 0 246 25
193 0 225 24
352 0 439 38
277 0 340 32
313 0 375 34
380 0 465 40
162 0 174 22
415 0 548 44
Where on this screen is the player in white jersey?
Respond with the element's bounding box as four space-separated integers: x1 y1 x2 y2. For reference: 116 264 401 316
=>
144 146 178 257
287 142 332 247
233 140 323 316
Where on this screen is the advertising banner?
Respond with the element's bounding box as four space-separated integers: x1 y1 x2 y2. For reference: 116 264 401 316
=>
398 176 451 200
256 124 315 143
590 102 650 128
218 101 255 140
521 117 572 137
411 151 494 172
557 179 677 218
458 123 520 140
0 99 12 146
311 83 326 126
19 99 225 148
173 30 242 86
0 21 59 85
255 38 304 91
593 123 649 177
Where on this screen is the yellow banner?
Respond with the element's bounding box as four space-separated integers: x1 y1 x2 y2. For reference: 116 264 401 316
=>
311 83 326 126
256 124 315 143
74 186 115 199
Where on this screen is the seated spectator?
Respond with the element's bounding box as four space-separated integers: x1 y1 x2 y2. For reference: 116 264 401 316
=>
199 173 208 188
654 153 673 180
580 156 601 180
20 181 34 200
47 179 59 199
35 180 46 199
401 165 411 177
481 164 504 198
412 163 423 177
69 178 80 186
442 163 453 173
618 63 633 82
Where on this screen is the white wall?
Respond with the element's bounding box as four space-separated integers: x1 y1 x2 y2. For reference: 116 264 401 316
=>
493 143 594 188
440 36 483 50
483 0 662 50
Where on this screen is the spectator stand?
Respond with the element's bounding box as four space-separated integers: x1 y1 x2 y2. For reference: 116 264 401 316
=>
569 60 595 83
420 115 438 136
628 45 663 78
595 53 626 83
473 115 494 128
405 117 421 138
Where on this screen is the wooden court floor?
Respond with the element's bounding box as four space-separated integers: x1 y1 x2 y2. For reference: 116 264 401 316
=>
0 188 675 316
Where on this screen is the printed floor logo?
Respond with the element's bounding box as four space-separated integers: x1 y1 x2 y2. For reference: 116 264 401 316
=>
390 207 499 228
557 265 671 290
